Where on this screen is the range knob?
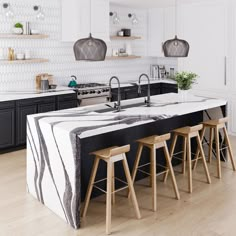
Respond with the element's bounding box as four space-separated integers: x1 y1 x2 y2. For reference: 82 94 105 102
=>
97 90 101 94
90 90 94 94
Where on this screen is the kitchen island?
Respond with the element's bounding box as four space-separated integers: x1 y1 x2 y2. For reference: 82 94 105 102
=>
26 93 227 229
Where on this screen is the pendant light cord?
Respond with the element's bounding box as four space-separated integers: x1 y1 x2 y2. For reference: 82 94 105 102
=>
175 0 177 36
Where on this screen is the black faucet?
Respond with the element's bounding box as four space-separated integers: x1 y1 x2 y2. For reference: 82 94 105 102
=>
109 76 121 112
138 73 151 107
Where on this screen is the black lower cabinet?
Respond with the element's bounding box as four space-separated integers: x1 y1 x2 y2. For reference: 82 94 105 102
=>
0 93 77 153
161 83 178 94
0 102 15 149
16 104 37 145
57 93 78 110
111 83 176 102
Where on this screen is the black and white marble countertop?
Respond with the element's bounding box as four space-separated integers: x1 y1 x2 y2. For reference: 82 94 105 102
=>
26 93 227 229
109 79 176 88
0 87 76 102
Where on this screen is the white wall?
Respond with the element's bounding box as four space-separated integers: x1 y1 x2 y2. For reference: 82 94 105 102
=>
0 0 177 91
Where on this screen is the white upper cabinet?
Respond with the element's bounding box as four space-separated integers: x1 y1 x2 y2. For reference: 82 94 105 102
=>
91 0 110 42
147 8 164 57
178 0 228 91
61 0 110 42
147 7 176 57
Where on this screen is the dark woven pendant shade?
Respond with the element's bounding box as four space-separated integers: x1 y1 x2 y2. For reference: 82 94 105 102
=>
73 34 107 61
163 35 190 57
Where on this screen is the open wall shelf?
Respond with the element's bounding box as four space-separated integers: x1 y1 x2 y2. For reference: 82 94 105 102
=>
0 59 49 64
0 34 49 39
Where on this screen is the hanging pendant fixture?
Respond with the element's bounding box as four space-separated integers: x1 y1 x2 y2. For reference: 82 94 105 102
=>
163 0 189 57
73 0 107 61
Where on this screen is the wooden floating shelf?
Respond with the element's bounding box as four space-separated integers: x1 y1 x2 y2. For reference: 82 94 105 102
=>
0 58 49 64
0 34 49 39
106 55 141 60
110 36 142 40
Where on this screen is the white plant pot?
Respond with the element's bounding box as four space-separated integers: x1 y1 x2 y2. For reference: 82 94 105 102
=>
179 89 189 103
12 27 23 35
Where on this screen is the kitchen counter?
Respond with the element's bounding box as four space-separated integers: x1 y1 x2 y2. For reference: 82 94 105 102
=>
0 87 76 102
26 93 227 229
109 79 176 88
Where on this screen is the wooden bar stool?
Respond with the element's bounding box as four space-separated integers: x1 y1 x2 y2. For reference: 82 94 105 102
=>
193 117 236 179
130 133 180 212
81 145 141 235
164 124 211 193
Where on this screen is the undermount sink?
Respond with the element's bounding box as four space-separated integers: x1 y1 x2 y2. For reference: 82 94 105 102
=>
95 102 149 113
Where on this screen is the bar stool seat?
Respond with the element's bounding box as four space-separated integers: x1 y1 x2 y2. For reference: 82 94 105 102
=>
131 133 180 212
81 145 141 235
164 124 211 193
193 117 236 179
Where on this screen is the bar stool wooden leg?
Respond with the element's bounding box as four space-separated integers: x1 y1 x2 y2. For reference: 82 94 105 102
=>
128 144 143 198
193 127 206 170
223 127 236 171
215 127 222 179
150 147 157 212
196 134 211 184
163 143 180 200
187 136 193 193
182 137 187 174
208 128 214 163
106 160 112 235
82 157 100 218
163 134 178 182
112 163 115 205
122 155 141 219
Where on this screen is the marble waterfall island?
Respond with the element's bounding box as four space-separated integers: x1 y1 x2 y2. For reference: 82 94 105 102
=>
26 93 227 229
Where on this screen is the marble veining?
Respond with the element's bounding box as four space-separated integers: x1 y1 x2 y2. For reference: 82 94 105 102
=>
26 93 227 229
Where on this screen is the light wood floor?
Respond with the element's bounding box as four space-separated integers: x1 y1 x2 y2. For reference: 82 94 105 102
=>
1 137 236 236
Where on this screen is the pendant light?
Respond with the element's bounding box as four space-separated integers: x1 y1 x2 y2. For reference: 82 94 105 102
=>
73 0 107 61
163 0 190 58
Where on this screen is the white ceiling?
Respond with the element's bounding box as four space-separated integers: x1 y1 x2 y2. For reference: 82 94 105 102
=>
110 0 175 8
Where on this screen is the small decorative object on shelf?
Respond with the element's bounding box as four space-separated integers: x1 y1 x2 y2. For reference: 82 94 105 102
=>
173 71 198 102
13 22 23 35
8 47 14 61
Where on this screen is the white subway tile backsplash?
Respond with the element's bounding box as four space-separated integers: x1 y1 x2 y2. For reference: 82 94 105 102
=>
0 0 177 91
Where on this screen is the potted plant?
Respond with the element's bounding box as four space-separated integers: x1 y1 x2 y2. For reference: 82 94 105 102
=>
173 71 198 101
13 22 23 34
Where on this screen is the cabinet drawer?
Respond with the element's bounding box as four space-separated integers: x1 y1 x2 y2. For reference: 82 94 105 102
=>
0 101 15 110
57 93 77 102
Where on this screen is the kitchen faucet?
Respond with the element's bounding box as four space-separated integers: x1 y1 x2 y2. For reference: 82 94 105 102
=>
138 73 151 107
109 76 121 112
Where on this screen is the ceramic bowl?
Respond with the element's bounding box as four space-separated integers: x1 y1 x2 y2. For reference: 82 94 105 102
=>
16 53 25 60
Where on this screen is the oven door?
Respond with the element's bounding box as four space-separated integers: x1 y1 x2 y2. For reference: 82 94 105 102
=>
79 96 108 107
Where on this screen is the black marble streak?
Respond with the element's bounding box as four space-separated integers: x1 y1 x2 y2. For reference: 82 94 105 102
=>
28 109 176 229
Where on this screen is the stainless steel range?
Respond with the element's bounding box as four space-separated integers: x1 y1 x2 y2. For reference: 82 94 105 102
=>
76 83 110 106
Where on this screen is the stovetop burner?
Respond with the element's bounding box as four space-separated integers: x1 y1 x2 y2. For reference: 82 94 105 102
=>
76 83 107 89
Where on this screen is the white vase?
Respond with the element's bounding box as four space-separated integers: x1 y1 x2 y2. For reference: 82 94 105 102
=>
179 89 189 102
125 43 132 55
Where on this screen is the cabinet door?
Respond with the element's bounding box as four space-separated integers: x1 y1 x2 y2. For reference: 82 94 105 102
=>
62 0 90 42
38 103 56 113
161 83 178 94
16 105 37 146
0 108 15 149
91 0 110 42
58 101 78 110
148 8 164 57
179 0 228 91
124 87 139 100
